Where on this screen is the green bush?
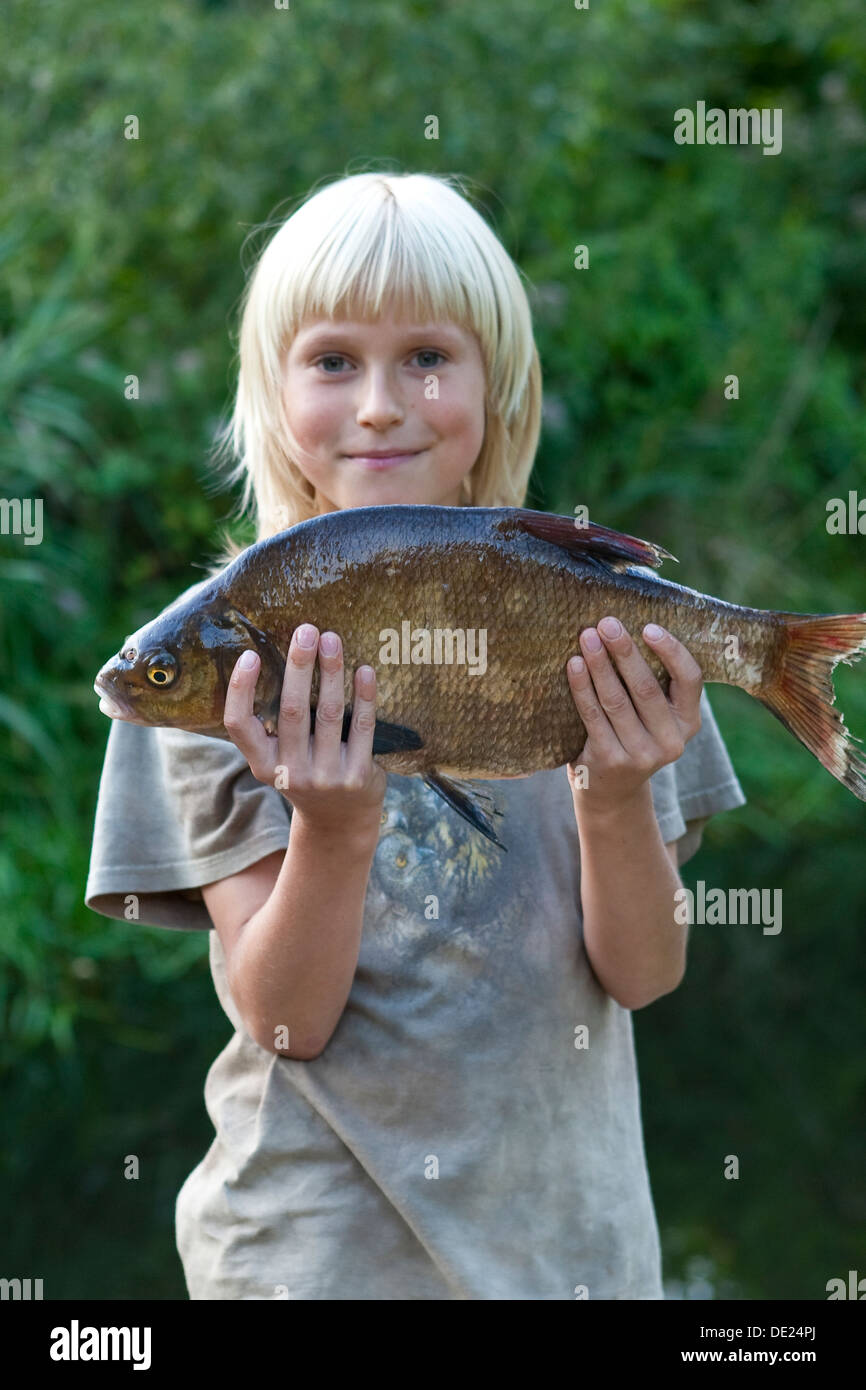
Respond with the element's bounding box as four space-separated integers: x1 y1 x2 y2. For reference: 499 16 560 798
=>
1 0 863 1298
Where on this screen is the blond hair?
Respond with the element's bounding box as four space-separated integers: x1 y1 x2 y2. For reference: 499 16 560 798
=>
208 169 542 562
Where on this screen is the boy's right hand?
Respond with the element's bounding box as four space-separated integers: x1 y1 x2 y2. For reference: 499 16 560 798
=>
223 623 387 835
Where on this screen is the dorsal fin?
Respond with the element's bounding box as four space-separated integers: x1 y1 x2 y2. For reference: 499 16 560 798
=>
501 509 677 572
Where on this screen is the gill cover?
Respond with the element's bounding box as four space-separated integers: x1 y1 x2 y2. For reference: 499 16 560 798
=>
216 607 287 733
213 606 426 761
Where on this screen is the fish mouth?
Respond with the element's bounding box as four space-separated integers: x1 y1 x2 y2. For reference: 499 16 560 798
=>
93 675 145 724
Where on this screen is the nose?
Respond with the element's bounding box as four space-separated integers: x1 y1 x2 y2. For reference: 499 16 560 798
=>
97 649 132 679
355 367 404 429
95 663 124 694
94 648 138 695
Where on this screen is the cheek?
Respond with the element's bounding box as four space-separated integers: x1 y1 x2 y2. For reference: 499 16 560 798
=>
282 379 336 446
452 387 486 454
435 377 485 442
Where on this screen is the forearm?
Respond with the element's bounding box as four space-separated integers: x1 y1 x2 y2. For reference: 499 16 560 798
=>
233 811 381 1059
576 782 686 1010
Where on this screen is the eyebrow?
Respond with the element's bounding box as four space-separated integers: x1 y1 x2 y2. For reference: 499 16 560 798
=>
295 323 467 350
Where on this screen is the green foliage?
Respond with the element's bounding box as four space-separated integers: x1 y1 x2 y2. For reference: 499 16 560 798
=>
1 0 864 1298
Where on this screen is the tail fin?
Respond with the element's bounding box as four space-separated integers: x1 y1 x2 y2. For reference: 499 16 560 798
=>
758 612 866 800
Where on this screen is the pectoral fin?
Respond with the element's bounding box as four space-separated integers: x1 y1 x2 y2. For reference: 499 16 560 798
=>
307 706 424 755
218 610 287 733
221 610 427 756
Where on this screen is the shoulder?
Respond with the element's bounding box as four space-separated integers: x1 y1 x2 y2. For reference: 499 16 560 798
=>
87 720 291 930
95 717 250 790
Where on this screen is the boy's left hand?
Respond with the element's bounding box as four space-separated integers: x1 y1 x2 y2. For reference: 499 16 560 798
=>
565 617 704 811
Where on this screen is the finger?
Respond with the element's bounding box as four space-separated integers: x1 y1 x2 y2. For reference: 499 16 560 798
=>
276 623 318 765
642 623 704 732
344 664 378 779
222 651 276 781
310 630 346 769
597 616 683 752
566 645 624 762
577 625 650 756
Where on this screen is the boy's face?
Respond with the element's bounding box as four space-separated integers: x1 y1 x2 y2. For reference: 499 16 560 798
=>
281 306 487 512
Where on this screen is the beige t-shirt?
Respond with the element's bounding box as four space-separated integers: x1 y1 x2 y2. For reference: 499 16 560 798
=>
85 688 745 1300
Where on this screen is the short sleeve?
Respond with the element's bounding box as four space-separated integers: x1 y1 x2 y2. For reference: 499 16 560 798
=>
84 719 292 931
648 687 746 867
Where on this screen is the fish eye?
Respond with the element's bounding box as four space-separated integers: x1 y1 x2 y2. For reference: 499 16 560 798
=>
146 652 178 687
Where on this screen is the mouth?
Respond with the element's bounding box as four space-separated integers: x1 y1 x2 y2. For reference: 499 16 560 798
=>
344 449 426 471
93 675 140 722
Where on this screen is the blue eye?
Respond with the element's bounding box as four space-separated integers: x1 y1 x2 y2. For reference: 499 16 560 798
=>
315 349 446 372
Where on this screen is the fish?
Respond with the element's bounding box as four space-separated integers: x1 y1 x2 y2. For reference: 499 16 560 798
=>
94 504 866 848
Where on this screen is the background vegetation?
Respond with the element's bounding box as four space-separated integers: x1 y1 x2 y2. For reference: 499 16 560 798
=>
1 0 863 1298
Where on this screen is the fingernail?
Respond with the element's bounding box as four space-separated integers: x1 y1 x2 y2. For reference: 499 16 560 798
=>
239 650 258 669
583 629 602 652
297 624 317 647
319 632 338 654
569 656 585 675
644 624 664 641
599 617 621 639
